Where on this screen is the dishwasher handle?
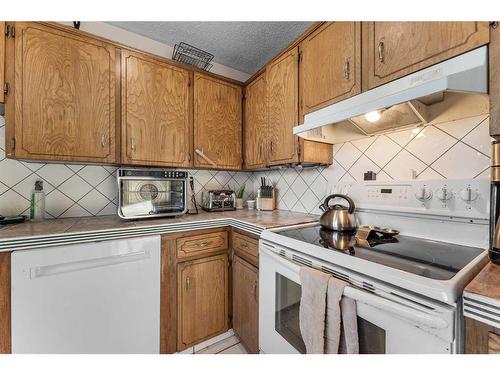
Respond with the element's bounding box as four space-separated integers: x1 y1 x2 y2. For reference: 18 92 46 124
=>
30 250 151 279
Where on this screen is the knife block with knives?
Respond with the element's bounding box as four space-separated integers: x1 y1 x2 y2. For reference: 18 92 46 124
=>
258 177 276 211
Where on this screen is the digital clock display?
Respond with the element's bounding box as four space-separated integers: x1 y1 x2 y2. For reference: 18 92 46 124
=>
380 188 393 194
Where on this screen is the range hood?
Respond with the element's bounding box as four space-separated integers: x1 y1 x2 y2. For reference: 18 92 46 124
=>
294 46 488 142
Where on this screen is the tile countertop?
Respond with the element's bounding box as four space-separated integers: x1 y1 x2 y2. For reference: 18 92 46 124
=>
0 209 319 251
463 262 500 329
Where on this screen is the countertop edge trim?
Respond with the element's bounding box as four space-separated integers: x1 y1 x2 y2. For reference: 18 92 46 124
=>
0 218 267 251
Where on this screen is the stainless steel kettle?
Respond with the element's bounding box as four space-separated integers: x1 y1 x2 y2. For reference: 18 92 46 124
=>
319 194 357 231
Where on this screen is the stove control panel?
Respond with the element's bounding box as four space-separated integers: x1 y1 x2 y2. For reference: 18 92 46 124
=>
331 178 489 220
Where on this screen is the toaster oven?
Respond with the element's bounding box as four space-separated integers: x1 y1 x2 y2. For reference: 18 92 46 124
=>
117 168 188 219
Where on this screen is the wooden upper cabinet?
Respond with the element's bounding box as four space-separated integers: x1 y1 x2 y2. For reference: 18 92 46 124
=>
193 73 242 170
243 73 267 169
6 22 118 163
364 22 490 89
0 22 5 104
266 48 299 165
121 50 192 167
299 22 361 117
177 254 228 350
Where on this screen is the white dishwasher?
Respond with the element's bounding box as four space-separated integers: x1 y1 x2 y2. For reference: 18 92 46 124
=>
11 235 161 354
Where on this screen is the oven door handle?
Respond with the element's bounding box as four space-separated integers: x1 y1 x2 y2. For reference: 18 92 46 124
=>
261 247 448 330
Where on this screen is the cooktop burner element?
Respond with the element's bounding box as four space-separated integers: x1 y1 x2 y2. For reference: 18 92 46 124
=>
276 225 484 280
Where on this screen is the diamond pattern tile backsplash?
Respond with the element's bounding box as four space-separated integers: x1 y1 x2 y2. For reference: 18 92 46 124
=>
0 113 493 219
253 114 493 216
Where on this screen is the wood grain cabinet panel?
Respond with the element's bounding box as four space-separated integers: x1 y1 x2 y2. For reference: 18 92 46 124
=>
0 22 5 104
193 73 242 170
364 22 490 89
121 50 192 167
6 22 118 162
233 231 259 267
177 254 228 350
176 230 228 259
243 73 267 169
299 22 361 116
232 255 259 353
488 332 500 354
266 48 299 165
465 317 500 354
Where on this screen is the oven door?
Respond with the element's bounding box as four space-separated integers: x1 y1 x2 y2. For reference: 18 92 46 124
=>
259 244 455 354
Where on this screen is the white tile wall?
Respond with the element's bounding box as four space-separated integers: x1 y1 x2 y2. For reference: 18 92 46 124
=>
0 115 254 218
0 113 492 219
253 114 493 215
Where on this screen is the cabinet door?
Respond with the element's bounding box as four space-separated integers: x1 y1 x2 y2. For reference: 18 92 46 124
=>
7 22 118 162
364 22 490 89
193 73 242 170
121 50 192 167
232 255 259 353
266 48 299 165
177 254 228 350
299 22 361 117
0 22 5 104
243 73 267 169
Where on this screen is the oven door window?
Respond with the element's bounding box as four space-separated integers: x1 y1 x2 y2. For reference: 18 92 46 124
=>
274 272 386 354
275 273 306 353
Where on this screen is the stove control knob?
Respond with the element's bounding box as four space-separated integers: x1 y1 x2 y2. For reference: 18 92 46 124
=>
415 185 432 202
460 185 478 203
436 185 452 202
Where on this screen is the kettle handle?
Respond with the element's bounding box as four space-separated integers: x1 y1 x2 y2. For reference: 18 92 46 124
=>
323 194 355 214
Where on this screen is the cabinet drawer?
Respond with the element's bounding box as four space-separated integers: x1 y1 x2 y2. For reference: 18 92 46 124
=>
233 232 259 266
177 230 228 259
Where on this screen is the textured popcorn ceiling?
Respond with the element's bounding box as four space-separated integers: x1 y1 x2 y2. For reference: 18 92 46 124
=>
107 22 312 74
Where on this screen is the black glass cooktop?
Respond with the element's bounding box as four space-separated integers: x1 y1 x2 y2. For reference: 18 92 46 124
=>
276 225 485 280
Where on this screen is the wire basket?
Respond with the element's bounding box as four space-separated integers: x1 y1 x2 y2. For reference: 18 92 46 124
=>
172 42 214 71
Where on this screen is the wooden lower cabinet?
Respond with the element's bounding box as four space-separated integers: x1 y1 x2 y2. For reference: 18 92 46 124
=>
232 255 259 353
177 254 228 350
465 317 500 354
160 228 230 353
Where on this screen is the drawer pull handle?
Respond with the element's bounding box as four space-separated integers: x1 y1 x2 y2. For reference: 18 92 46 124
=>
378 40 385 62
186 276 191 290
253 280 258 302
199 242 209 247
343 58 350 80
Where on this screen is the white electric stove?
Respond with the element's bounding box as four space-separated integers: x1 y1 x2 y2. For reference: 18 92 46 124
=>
259 178 490 354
